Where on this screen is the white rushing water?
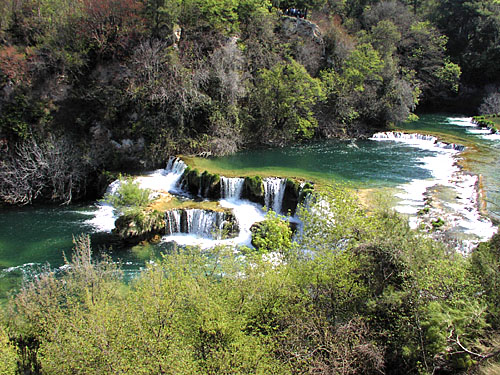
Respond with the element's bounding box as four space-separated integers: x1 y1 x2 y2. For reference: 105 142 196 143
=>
88 120 497 252
263 178 287 214
220 177 245 199
447 117 500 140
371 125 496 249
86 157 187 233
162 199 266 249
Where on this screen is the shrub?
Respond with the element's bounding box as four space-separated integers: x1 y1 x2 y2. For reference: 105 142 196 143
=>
105 176 152 212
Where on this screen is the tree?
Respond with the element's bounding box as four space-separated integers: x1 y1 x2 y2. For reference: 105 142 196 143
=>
250 58 325 146
77 0 144 58
0 324 17 375
141 0 181 39
250 211 293 254
479 88 500 114
0 135 88 204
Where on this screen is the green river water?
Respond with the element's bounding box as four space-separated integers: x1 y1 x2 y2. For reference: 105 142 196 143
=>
0 114 498 300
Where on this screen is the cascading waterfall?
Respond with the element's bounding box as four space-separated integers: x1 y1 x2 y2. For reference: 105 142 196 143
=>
165 210 181 235
165 209 230 239
166 156 187 175
185 209 225 238
220 177 244 199
135 156 187 194
263 178 287 214
371 132 465 151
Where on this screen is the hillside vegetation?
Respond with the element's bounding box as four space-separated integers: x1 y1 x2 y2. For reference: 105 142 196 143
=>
1 188 500 375
1 0 499 204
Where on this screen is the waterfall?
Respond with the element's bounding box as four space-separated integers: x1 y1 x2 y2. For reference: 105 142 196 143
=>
166 156 187 175
264 178 287 214
165 210 181 235
371 132 465 152
436 142 466 151
185 209 225 238
220 177 244 199
371 132 438 142
164 209 232 239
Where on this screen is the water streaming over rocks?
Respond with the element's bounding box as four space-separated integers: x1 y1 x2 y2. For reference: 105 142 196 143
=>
164 209 237 239
2 116 499 298
263 178 287 214
371 132 466 151
220 177 245 199
86 157 187 232
371 131 495 252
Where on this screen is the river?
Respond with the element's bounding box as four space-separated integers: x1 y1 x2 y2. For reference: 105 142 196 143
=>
0 114 498 299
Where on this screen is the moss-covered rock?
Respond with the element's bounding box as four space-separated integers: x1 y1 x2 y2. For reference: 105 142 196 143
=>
200 171 221 199
299 182 314 204
242 176 265 205
282 178 301 215
180 168 221 199
181 168 201 195
113 209 166 244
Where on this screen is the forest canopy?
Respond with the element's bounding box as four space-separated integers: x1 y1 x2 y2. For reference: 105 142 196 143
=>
0 0 498 204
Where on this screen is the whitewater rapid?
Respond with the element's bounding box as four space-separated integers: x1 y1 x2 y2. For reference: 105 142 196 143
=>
88 118 497 252
371 124 496 249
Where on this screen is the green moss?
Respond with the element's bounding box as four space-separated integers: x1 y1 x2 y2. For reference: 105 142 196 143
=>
244 176 264 196
431 217 445 228
299 188 314 204
113 209 166 242
417 207 430 216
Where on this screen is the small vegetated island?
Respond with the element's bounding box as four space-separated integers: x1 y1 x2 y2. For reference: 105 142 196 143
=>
1 0 500 374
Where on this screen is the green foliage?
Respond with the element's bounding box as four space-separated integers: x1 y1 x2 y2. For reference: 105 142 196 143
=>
471 231 500 328
105 176 152 212
0 324 17 375
0 93 52 140
181 0 240 34
431 217 445 228
3 188 497 374
250 211 293 254
250 58 325 146
343 43 384 92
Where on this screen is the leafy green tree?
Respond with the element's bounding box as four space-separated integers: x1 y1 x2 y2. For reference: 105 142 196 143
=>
250 211 293 254
471 231 500 328
104 176 152 213
250 58 325 146
181 0 240 35
142 0 182 39
431 0 500 86
0 324 17 375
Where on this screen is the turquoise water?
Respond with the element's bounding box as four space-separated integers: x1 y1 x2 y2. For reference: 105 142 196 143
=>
211 139 436 187
0 114 498 299
398 115 500 221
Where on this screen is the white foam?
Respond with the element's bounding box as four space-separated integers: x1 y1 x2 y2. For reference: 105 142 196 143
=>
447 117 475 127
372 125 495 248
482 133 500 141
85 179 122 232
135 169 183 195
86 158 187 233
161 198 266 249
84 204 116 232
467 128 492 135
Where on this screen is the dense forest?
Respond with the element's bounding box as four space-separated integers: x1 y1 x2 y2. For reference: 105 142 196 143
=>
1 0 499 204
1 1 500 374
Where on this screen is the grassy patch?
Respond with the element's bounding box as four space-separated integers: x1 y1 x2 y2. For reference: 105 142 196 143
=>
181 156 339 188
148 194 226 212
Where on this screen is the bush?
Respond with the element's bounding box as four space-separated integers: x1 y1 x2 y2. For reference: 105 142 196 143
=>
250 212 293 254
105 176 152 212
